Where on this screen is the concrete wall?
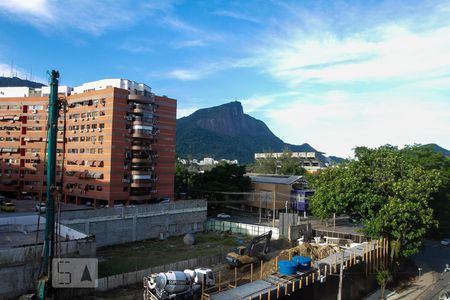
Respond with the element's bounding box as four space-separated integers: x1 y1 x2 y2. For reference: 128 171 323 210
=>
96 252 225 292
0 237 96 299
60 200 207 247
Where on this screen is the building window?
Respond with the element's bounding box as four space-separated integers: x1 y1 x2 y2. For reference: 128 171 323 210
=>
98 148 103 154
96 185 102 191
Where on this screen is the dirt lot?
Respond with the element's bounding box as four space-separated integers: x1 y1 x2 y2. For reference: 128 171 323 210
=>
97 232 242 277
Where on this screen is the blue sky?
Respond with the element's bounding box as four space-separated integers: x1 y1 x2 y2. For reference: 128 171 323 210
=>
0 0 449 158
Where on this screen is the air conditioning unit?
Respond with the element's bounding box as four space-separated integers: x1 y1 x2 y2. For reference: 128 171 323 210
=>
92 117 95 120
86 117 90 121
31 110 37 114
91 129 94 132
98 128 102 132
73 130 76 133
99 141 103 144
32 163 37 167
33 153 38 157
81 118 84 121
74 119 77 122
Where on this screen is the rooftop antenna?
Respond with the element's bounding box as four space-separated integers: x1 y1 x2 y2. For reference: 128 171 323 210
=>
10 60 13 78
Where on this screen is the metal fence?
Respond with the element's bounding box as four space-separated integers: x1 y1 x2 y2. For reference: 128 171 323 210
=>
313 229 367 243
205 219 280 239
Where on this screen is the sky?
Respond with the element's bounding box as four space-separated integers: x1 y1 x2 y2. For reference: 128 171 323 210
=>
0 0 449 158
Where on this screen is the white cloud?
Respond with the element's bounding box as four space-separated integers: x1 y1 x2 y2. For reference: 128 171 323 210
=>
0 0 145 35
170 39 207 49
261 21 450 86
261 90 450 157
241 91 300 113
213 10 261 23
177 107 198 118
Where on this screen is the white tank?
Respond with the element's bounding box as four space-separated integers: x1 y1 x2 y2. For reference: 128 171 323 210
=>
155 271 192 294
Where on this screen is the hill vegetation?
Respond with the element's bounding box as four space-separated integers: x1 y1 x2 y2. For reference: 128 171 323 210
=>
0 76 45 88
176 101 332 164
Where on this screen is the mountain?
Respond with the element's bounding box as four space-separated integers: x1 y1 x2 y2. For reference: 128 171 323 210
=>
176 101 332 164
423 143 450 156
328 156 347 164
0 76 45 88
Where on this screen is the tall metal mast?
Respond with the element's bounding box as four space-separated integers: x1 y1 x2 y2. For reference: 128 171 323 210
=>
42 70 59 285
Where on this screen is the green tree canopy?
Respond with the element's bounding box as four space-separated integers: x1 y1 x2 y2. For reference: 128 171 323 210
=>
309 145 444 257
190 162 251 207
250 149 306 175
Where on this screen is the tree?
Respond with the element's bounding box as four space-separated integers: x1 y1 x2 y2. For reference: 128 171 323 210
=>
401 145 450 237
250 149 306 175
376 267 392 300
191 162 251 207
309 145 444 257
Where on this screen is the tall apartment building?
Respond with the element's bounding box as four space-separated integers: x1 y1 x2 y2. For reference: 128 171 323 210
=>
0 79 176 207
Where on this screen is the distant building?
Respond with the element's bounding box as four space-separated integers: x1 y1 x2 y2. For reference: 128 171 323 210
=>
254 151 327 173
0 78 176 207
244 174 313 218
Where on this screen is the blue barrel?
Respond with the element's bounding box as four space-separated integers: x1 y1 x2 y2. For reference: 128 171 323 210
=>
278 260 297 276
292 256 311 271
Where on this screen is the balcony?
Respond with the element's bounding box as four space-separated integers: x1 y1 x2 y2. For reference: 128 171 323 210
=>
129 194 152 201
130 181 153 188
128 94 155 104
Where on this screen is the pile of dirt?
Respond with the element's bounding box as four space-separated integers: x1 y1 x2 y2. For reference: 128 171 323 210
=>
261 243 340 277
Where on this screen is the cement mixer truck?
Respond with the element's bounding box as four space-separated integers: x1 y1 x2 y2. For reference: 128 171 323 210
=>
143 267 215 300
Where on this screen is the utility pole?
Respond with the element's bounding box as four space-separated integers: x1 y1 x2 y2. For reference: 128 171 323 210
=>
337 250 345 300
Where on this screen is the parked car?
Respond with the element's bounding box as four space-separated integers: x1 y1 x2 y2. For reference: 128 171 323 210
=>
1 202 16 212
441 238 450 246
217 213 231 218
0 195 6 205
35 203 46 213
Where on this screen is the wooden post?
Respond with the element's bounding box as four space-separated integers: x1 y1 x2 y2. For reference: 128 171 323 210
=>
219 271 222 292
312 272 315 283
259 292 262 300
260 260 263 279
235 267 237 287
277 284 280 298
268 288 271 300
334 254 337 273
324 265 328 276
285 283 288 296
300 278 302 289
250 264 253 282
275 256 278 273
306 275 309 286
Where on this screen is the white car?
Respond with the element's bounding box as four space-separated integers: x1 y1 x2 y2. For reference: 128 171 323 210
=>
441 238 450 246
217 213 231 218
35 203 46 213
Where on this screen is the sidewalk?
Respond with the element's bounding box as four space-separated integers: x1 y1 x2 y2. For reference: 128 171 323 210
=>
366 272 436 300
